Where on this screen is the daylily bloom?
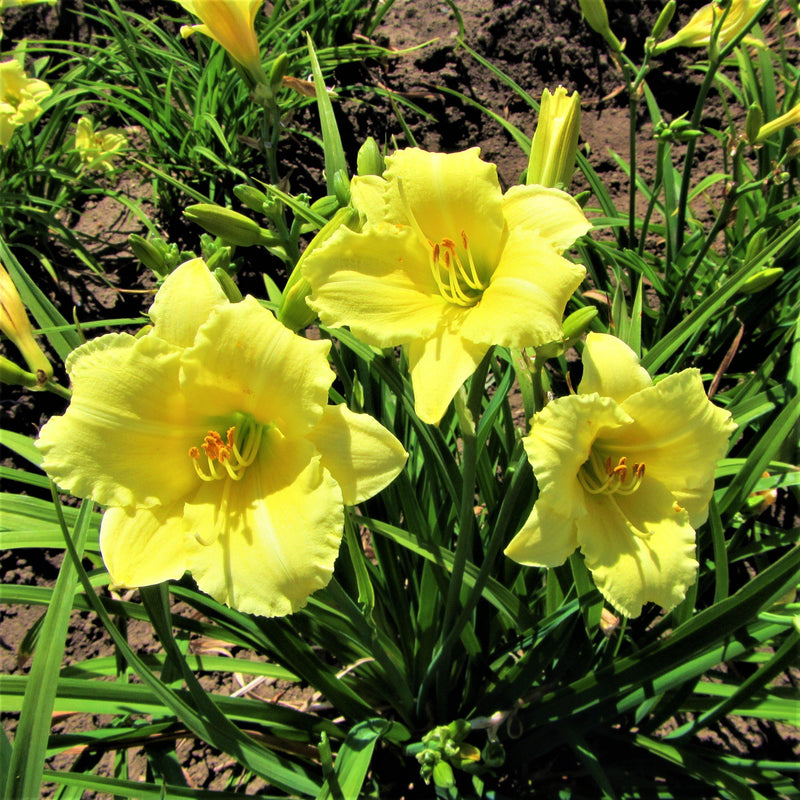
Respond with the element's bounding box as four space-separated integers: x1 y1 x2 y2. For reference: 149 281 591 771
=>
756 101 800 142
37 259 407 617
654 0 762 53
528 86 581 190
0 59 51 147
505 333 736 618
74 115 127 173
174 0 267 86
303 147 590 424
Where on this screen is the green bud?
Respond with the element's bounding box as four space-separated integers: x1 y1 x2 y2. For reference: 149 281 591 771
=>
562 306 599 344
745 103 763 145
278 206 359 331
652 0 676 40
0 354 39 389
446 719 471 741
357 136 385 176
213 267 243 302
269 52 290 93
578 0 623 51
332 169 351 207
744 229 768 263
206 247 232 273
739 267 784 295
528 86 581 189
184 204 274 247
129 234 168 276
234 184 270 214
432 761 455 789
309 194 340 218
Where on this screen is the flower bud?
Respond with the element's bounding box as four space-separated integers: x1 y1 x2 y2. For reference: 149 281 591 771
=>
234 184 269 214
739 267 784 295
527 86 581 189
357 137 385 176
432 760 455 789
184 203 275 247
562 306 599 346
332 169 351 207
0 262 52 382
578 0 623 51
269 52 290 94
129 234 169 276
213 266 243 302
652 0 677 40
745 102 763 144
0 354 39 389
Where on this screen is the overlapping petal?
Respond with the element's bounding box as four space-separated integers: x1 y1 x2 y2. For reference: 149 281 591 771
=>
578 332 652 403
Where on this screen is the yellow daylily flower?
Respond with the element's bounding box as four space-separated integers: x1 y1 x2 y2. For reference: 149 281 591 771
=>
655 0 761 53
174 0 267 86
0 59 51 147
74 115 127 173
37 258 407 617
303 147 590 424
505 333 737 618
756 101 800 142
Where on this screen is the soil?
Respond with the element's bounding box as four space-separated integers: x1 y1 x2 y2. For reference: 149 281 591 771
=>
2 0 799 798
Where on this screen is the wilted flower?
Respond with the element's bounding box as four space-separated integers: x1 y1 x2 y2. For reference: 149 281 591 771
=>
0 59 51 147
528 86 581 190
37 259 407 617
303 147 590 424
655 0 762 53
505 333 736 618
0 261 51 382
174 0 267 86
74 115 127 173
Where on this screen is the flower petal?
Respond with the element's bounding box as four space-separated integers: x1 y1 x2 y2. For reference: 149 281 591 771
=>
525 393 632 515
460 227 586 349
407 322 487 425
383 148 506 274
183 433 344 616
181 297 333 437
304 221 446 348
611 369 736 526
350 174 388 224
578 332 652 403
307 404 407 505
504 505 578 567
149 257 228 348
577 477 698 618
37 333 200 508
100 503 193 587
502 184 591 253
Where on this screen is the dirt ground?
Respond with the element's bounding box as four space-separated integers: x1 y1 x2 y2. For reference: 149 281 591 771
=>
1 0 799 797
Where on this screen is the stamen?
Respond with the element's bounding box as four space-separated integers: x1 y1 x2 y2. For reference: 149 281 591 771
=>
578 452 646 497
188 416 265 483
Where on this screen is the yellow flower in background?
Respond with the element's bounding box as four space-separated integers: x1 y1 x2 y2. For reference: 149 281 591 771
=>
0 261 52 382
527 86 581 190
655 0 761 53
74 115 127 173
174 0 267 86
303 147 590 425
37 259 407 617
505 333 736 618
0 59 51 147
756 102 800 142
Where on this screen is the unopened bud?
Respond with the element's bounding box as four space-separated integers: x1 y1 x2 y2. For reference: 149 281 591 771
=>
184 204 275 247
0 354 39 389
206 247 232 273
528 86 581 189
562 306 599 345
744 229 767 263
357 137 385 176
213 267 243 302
332 169 351 207
652 0 676 41
578 0 623 51
269 52 290 93
431 761 455 789
129 234 167 276
0 262 52 381
234 184 270 214
739 267 784 295
745 103 763 145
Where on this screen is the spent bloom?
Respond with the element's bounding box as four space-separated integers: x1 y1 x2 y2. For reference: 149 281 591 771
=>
303 147 590 424
0 59 51 147
655 0 762 53
505 333 736 618
37 259 407 617
0 261 52 383
174 0 267 86
74 115 127 173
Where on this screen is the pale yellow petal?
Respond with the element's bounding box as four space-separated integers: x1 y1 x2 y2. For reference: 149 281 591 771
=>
459 227 586 349
502 184 591 253
100 504 193 588
183 433 344 617
577 478 698 618
504 505 578 567
307 404 407 505
407 322 487 425
304 221 446 348
578 332 652 403
181 297 333 437
37 334 201 508
383 148 506 275
525 393 632 516
609 369 736 526
149 257 228 348
349 174 387 224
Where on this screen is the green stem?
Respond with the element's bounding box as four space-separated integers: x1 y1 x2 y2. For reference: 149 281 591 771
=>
42 380 71 401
